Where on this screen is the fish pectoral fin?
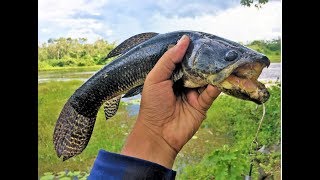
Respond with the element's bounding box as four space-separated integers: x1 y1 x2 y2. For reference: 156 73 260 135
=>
172 64 183 82
172 78 184 96
171 64 184 96
103 95 121 120
104 32 159 59
123 85 143 98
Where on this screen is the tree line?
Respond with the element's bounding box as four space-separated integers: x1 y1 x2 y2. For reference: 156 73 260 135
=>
38 38 116 69
38 37 280 69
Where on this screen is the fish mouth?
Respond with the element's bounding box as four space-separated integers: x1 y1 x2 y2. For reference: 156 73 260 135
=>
218 61 270 104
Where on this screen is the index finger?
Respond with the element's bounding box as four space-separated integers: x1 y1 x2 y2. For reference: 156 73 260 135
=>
145 35 190 84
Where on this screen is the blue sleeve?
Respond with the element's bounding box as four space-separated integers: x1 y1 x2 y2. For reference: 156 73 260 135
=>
88 149 176 180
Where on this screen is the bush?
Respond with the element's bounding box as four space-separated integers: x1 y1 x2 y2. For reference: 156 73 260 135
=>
179 85 281 179
180 145 250 180
38 61 52 69
76 58 96 66
49 59 76 67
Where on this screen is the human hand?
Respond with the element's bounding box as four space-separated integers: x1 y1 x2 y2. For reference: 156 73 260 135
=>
121 35 221 168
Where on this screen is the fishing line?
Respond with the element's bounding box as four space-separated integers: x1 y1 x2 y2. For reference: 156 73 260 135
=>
251 103 266 150
245 103 266 179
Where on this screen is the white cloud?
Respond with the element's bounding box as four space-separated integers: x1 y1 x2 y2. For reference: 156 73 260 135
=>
40 28 51 33
38 0 108 20
149 1 281 43
38 0 281 44
38 0 111 43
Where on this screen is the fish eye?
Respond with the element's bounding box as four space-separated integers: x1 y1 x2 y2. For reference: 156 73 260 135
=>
225 50 238 61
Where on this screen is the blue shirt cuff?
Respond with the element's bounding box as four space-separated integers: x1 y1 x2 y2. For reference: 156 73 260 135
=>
88 149 176 179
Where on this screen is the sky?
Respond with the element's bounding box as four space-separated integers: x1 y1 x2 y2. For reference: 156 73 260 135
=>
38 0 281 44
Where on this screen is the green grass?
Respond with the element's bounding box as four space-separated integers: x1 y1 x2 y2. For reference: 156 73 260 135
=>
40 171 89 180
38 65 104 72
39 80 280 179
38 80 136 176
248 44 281 63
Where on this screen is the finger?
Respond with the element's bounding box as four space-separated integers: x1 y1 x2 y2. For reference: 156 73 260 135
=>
197 86 206 94
146 35 190 84
197 85 221 111
186 89 200 108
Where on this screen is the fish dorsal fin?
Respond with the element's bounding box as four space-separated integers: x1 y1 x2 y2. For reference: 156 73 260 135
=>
103 95 121 120
105 32 159 59
123 85 143 98
198 32 217 39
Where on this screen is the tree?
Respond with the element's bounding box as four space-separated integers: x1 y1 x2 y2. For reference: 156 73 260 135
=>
38 37 116 68
48 38 54 44
240 0 269 8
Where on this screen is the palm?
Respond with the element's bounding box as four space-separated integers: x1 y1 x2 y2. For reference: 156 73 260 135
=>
139 79 216 152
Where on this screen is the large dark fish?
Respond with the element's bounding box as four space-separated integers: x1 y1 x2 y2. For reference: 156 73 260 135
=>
53 31 270 160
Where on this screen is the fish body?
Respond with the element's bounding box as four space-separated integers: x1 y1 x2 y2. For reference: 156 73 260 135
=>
53 31 270 160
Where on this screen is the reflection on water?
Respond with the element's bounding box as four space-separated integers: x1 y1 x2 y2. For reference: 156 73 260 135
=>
38 71 96 83
122 94 141 117
38 63 281 83
125 104 140 116
259 63 281 81
38 78 89 83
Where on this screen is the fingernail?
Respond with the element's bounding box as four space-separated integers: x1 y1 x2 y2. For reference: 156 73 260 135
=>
177 35 187 45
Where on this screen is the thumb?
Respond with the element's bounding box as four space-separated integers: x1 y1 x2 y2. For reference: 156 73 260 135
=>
145 35 190 84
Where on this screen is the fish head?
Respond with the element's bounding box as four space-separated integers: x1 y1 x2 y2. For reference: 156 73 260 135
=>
183 36 270 104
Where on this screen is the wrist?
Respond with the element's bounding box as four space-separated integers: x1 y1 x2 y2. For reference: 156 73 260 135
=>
121 120 177 169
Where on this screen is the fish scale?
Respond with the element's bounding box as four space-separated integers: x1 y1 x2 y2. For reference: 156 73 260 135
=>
53 30 270 161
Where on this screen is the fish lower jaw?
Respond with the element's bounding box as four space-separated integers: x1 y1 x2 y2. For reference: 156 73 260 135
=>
217 74 269 104
212 61 270 103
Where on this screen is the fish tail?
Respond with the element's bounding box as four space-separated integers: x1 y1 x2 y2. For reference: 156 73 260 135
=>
53 100 97 161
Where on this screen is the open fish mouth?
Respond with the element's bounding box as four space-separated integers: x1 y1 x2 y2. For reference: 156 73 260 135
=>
218 61 270 104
